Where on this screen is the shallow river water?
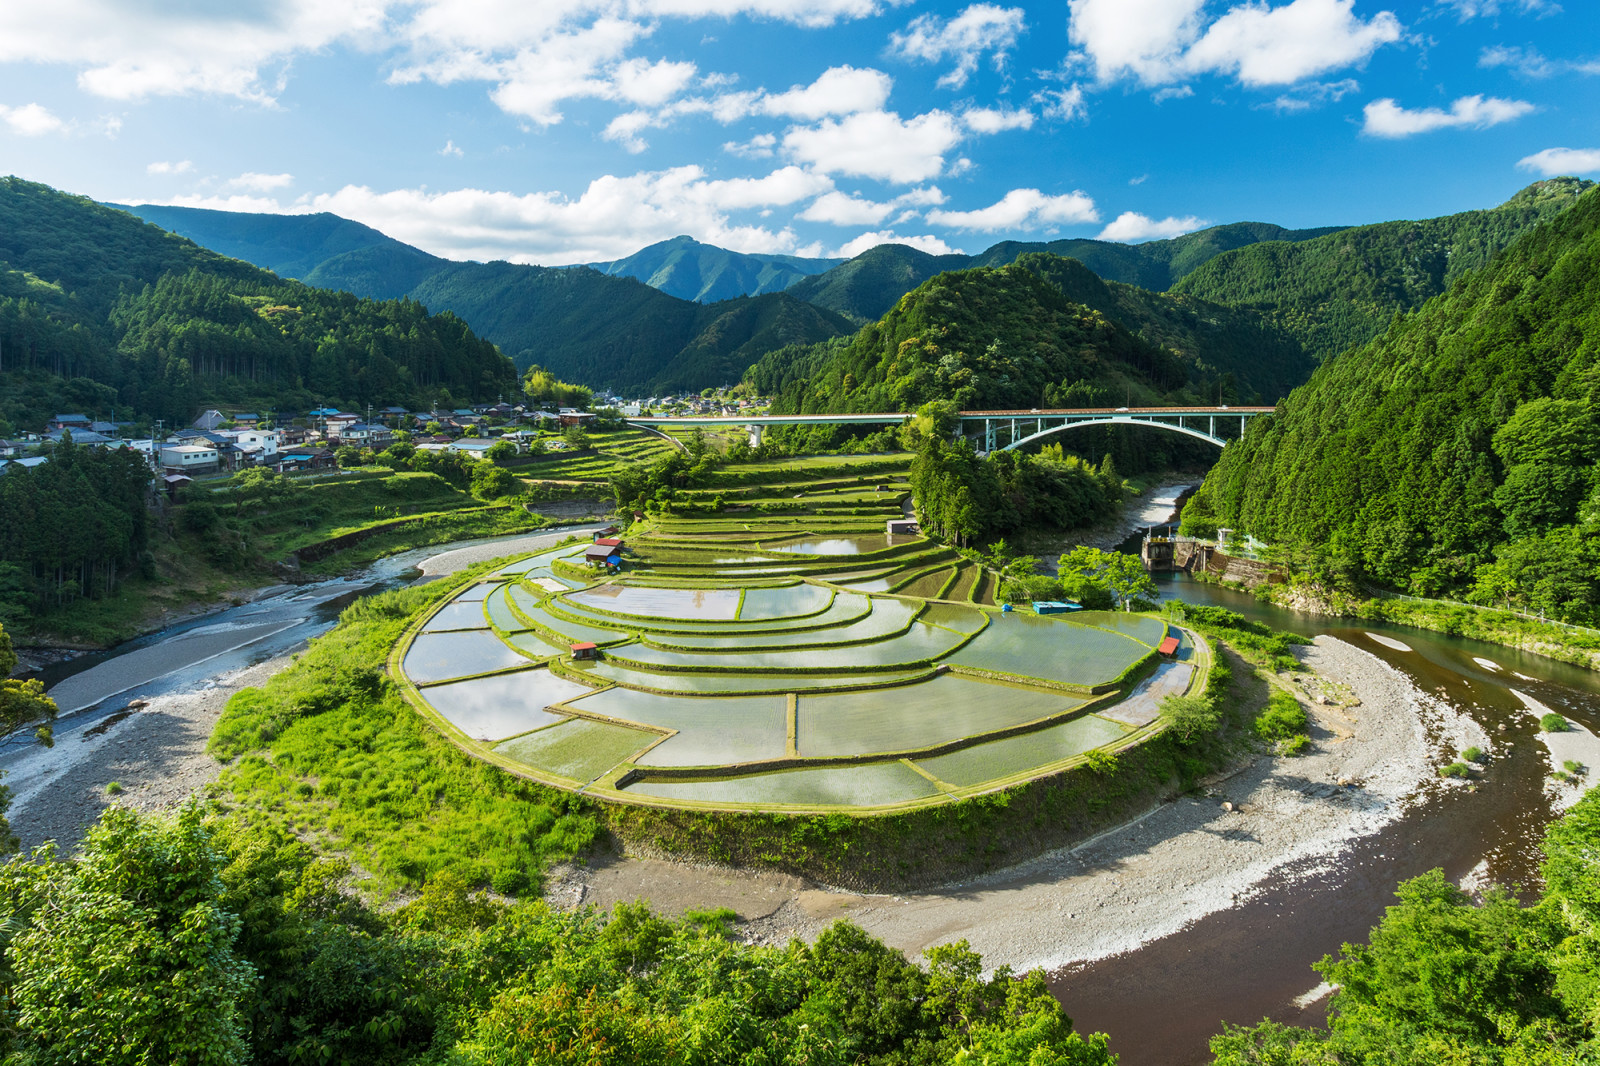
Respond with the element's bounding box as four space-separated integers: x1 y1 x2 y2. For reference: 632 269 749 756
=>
1050 569 1600 1065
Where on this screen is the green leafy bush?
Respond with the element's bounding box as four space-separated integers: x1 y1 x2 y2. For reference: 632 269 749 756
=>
1254 690 1309 743
1542 713 1569 733
1439 761 1472 779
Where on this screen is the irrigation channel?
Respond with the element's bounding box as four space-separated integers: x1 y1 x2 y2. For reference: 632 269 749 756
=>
13 518 1600 1066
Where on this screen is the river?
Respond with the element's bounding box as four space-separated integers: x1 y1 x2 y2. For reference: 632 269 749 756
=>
1046 532 1600 1065
18 522 1600 1066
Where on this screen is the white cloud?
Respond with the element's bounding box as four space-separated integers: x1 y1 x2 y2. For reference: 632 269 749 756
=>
146 159 194 175
926 187 1099 231
1480 45 1600 78
962 106 1033 132
1362 94 1535 137
1067 0 1400 89
439 140 464 157
783 109 963 183
1516 146 1600 176
831 230 960 257
1097 211 1209 241
1152 85 1194 103
755 65 892 119
0 1 385 102
227 172 295 192
1034 84 1088 121
1185 0 1401 87
798 185 946 225
0 103 65 136
611 56 700 106
800 190 896 225
212 165 830 262
888 4 1026 89
1266 77 1358 111
1439 0 1560 19
724 132 777 158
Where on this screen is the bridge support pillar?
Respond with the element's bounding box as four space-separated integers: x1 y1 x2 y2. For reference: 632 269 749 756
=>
748 424 764 448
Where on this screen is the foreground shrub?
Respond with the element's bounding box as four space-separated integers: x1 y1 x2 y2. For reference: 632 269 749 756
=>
1542 713 1570 733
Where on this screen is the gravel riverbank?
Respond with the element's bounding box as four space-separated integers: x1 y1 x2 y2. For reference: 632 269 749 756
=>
545 636 1470 973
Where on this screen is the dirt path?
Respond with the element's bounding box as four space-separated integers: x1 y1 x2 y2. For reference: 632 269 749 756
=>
544 636 1473 973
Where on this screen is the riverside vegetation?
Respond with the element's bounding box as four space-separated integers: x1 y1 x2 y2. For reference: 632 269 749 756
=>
1183 180 1600 632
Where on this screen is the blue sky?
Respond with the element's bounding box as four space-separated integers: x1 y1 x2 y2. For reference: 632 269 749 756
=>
0 0 1596 265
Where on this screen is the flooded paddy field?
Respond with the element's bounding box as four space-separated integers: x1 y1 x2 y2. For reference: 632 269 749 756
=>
394 480 1191 812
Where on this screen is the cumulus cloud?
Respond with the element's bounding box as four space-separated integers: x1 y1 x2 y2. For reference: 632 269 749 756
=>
1516 147 1600 176
227 172 295 192
439 140 464 157
146 159 194 174
0 102 65 136
157 165 848 263
1097 211 1209 242
782 109 963 183
724 132 777 158
798 185 945 225
961 106 1033 132
0 0 385 102
1067 0 1401 89
926 187 1099 231
831 229 960 257
888 4 1026 89
754 65 892 119
1362 94 1535 137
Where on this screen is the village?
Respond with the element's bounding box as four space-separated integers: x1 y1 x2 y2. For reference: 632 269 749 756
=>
0 388 768 486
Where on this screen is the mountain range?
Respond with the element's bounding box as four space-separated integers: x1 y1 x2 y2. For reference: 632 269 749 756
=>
113 178 1596 401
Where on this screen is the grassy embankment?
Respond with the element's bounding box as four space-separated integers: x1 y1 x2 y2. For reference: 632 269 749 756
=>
24 467 553 646
208 545 1313 895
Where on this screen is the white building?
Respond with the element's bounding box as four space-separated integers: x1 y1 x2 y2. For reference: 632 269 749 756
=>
160 444 220 475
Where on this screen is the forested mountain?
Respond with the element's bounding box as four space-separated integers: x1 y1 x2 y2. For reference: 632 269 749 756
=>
749 252 1311 410
1183 182 1600 622
585 235 843 302
1174 178 1595 364
785 222 1343 324
124 203 853 394
0 178 516 431
114 205 417 284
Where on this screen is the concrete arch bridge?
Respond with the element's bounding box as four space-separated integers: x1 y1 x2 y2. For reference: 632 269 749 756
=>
628 405 1274 452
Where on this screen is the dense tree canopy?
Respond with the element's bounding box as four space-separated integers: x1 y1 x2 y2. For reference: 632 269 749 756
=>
0 177 517 430
1184 183 1600 622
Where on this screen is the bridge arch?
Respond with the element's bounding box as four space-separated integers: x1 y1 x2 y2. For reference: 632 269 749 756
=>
995 415 1230 452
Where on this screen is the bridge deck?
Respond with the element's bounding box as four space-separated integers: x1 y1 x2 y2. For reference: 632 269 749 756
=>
627 406 1274 427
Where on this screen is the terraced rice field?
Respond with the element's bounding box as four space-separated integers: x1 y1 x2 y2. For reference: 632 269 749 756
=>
390 457 1207 812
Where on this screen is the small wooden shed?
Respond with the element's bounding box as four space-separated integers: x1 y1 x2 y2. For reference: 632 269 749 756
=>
571 642 599 660
1158 635 1181 657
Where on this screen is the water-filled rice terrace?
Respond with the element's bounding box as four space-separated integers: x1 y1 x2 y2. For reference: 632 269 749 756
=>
391 466 1205 812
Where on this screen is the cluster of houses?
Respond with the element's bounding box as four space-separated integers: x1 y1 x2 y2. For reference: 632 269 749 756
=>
0 401 608 480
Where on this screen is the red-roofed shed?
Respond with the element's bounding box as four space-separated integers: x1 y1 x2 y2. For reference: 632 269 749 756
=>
571 642 599 660
1158 635 1181 657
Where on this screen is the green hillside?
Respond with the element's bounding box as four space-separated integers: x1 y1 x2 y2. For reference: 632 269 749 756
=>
0 178 516 430
120 204 852 395
787 222 1342 324
117 204 419 284
395 260 852 393
585 234 843 302
1174 178 1595 364
1183 182 1600 621
750 252 1311 410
